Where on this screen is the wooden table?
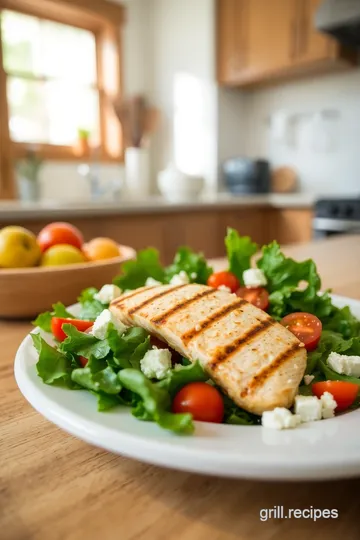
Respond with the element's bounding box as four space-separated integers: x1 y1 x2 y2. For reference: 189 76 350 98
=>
2 235 360 540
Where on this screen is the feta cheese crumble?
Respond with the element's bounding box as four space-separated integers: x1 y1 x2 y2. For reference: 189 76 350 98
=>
169 271 190 286
140 348 172 380
90 309 127 340
328 351 360 378
243 268 267 288
320 392 337 419
94 284 122 304
262 408 301 430
145 277 162 287
190 272 197 280
218 285 232 293
304 374 315 385
294 395 322 422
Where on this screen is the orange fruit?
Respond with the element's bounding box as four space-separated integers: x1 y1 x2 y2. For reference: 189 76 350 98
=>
83 237 120 261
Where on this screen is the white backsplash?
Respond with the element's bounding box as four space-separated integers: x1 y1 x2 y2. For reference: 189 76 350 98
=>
242 69 360 195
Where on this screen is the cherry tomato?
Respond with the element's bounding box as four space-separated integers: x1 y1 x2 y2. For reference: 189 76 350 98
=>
280 312 322 351
207 271 240 293
312 381 359 412
235 286 270 311
37 222 84 253
51 317 93 342
78 356 88 368
172 382 224 423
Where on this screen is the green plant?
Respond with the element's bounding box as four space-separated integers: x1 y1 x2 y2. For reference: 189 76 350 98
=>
77 128 90 141
16 148 43 183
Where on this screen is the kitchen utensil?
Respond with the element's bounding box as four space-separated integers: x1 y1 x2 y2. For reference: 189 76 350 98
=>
157 164 204 203
271 166 297 193
223 158 270 194
0 245 135 319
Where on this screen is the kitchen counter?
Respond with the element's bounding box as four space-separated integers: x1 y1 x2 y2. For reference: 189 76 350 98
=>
2 235 360 540
0 192 315 221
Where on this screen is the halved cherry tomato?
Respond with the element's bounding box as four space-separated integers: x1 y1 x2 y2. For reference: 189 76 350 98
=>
51 317 93 342
280 312 322 351
78 356 88 368
312 381 359 412
172 382 224 423
207 271 240 293
235 286 269 311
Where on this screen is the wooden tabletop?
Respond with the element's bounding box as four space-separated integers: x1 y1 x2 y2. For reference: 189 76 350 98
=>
2 235 360 540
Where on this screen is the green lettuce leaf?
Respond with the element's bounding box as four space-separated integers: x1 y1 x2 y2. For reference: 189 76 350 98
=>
78 287 105 320
158 361 209 397
32 302 75 332
107 326 151 370
60 324 110 360
32 333 76 387
114 248 165 290
95 392 124 411
323 306 360 339
225 228 258 282
307 330 360 375
118 369 193 434
72 365 121 394
257 241 333 320
222 394 260 425
319 359 360 387
164 247 213 285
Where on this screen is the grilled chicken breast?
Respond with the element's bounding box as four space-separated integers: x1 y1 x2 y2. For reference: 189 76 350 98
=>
110 284 307 415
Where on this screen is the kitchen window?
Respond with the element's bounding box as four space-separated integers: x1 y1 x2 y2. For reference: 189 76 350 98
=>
0 0 124 198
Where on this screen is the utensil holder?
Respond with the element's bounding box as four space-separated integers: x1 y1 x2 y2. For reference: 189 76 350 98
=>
125 147 150 198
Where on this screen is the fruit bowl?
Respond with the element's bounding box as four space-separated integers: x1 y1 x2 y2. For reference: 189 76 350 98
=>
0 245 136 319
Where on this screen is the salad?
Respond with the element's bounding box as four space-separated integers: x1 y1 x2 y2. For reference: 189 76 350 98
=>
32 228 360 434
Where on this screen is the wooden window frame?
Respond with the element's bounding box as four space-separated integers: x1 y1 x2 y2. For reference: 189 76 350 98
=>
0 0 125 198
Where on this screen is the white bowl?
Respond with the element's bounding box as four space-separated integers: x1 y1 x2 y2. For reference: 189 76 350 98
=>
157 166 204 202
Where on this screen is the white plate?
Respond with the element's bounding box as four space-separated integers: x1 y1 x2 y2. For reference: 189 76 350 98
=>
14 294 360 481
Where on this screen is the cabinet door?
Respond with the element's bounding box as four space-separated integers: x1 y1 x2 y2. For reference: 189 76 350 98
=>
217 0 247 84
296 0 336 63
246 0 297 78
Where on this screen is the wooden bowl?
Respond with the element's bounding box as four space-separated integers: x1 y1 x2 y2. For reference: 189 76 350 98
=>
0 245 136 319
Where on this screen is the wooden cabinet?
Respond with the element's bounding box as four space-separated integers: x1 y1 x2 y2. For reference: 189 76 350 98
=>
1 206 313 264
217 0 357 87
245 0 296 78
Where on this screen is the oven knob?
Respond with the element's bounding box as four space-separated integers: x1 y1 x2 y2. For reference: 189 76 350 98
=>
345 205 354 218
330 205 339 217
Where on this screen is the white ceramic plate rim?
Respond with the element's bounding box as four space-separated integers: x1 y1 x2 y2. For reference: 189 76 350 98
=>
14 294 360 481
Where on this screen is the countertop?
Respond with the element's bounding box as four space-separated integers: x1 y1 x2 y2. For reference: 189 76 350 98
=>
2 235 360 540
0 192 316 221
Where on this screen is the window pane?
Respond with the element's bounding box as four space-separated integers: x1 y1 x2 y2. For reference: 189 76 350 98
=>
2 10 97 84
40 20 97 84
7 77 100 145
1 11 41 76
45 82 100 145
7 77 49 143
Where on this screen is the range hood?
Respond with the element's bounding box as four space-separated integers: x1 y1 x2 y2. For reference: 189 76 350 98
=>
315 0 360 47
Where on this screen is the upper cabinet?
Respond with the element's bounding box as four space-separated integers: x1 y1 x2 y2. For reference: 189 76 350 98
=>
217 0 358 87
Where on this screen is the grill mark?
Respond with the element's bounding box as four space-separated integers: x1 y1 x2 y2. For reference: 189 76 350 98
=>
127 285 186 315
111 286 159 307
151 288 216 325
240 342 301 398
181 298 248 345
209 318 276 370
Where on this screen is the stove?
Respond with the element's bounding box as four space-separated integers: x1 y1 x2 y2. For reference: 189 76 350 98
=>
313 198 360 238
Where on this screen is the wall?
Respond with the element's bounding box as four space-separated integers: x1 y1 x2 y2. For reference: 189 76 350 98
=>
150 0 218 193
242 69 360 195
